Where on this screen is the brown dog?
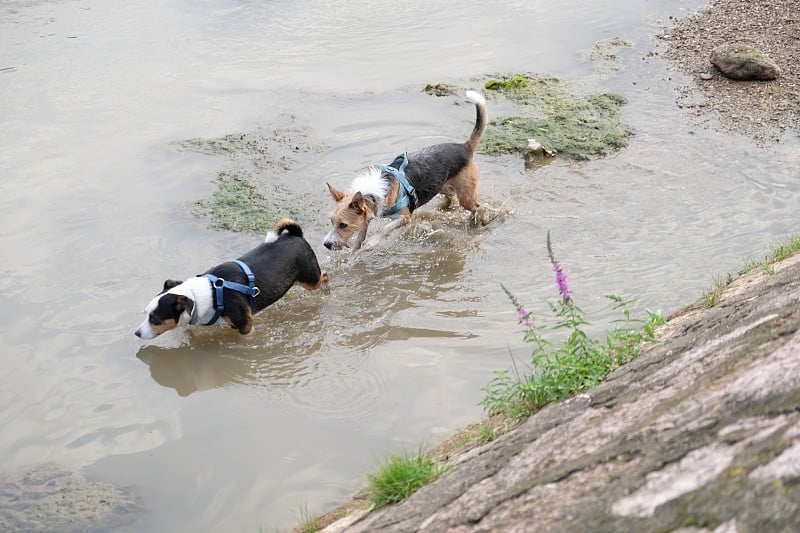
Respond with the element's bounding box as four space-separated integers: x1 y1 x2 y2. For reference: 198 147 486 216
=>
323 91 488 252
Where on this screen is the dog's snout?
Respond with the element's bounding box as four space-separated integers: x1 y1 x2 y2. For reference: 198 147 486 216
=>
323 241 333 250
134 329 142 338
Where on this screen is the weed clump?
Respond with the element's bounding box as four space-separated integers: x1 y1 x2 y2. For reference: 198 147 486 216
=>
482 231 665 421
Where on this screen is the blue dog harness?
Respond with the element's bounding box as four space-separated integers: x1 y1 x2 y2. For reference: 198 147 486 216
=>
191 259 260 326
382 153 419 216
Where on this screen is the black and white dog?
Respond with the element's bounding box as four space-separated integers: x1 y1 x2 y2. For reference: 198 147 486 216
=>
323 90 489 252
135 218 328 340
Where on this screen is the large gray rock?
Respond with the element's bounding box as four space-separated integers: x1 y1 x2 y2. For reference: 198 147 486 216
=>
710 43 781 80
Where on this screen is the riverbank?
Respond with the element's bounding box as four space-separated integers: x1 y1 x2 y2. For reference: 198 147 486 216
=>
658 0 799 143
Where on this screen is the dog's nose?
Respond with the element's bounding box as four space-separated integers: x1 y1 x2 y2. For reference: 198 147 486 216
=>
134 329 142 338
323 241 333 250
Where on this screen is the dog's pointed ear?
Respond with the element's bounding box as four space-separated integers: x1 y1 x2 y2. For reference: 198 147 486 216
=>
327 182 345 202
175 295 195 317
350 191 366 215
161 279 182 293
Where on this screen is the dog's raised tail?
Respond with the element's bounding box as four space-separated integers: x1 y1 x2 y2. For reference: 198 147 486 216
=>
265 218 303 243
465 90 488 153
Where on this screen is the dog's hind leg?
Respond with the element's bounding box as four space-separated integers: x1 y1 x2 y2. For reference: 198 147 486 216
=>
451 164 480 212
450 163 497 226
437 183 458 210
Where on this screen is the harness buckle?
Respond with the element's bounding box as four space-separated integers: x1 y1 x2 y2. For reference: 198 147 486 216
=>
214 277 225 288
252 286 261 297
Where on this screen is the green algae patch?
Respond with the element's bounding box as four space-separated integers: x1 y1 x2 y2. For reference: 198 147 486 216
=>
191 173 275 234
175 121 325 235
484 75 528 91
190 171 314 235
423 83 460 97
584 37 634 74
177 134 259 157
481 74 633 160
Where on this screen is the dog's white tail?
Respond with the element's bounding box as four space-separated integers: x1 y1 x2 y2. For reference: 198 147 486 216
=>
265 218 303 243
465 91 488 153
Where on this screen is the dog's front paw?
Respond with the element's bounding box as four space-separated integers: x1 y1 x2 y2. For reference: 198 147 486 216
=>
360 235 381 252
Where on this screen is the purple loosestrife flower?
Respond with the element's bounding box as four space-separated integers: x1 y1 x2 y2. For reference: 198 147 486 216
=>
553 260 570 302
546 230 571 303
517 305 535 329
501 283 535 329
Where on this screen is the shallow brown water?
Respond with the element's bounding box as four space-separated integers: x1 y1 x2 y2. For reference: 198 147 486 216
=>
2 0 799 530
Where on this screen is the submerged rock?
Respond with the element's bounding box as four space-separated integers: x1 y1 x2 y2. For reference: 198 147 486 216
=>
710 43 781 80
0 464 139 532
523 138 555 169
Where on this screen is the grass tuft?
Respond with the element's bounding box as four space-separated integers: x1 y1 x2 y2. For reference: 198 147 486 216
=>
367 449 441 508
701 234 800 308
296 503 318 533
768 234 800 263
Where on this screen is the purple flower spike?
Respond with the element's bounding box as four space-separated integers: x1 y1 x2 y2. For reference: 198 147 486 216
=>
517 305 534 329
553 260 570 302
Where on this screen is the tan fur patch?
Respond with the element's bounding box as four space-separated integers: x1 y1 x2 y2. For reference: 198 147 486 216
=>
297 270 329 291
149 318 178 336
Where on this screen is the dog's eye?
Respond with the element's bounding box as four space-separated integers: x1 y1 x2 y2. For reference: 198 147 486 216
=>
338 222 348 229
149 314 162 326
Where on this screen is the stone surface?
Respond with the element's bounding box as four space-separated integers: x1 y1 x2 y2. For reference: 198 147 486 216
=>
710 43 781 80
327 252 800 532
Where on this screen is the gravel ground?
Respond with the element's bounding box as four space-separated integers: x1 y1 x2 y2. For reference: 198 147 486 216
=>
658 0 800 143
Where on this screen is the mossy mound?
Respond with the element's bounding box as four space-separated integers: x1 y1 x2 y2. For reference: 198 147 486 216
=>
481 75 633 160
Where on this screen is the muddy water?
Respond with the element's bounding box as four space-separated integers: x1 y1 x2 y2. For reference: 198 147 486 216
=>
1 0 798 530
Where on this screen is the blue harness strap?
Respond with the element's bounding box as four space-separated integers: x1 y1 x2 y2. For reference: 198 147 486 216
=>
382 153 418 216
192 259 260 326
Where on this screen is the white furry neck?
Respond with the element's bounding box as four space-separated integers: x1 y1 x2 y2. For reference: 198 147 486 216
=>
171 276 215 325
350 166 389 209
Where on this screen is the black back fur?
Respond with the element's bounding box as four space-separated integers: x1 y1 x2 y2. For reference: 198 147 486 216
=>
384 142 472 212
203 231 323 316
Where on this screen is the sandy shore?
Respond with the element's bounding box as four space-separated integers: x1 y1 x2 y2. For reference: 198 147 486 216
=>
658 0 800 143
